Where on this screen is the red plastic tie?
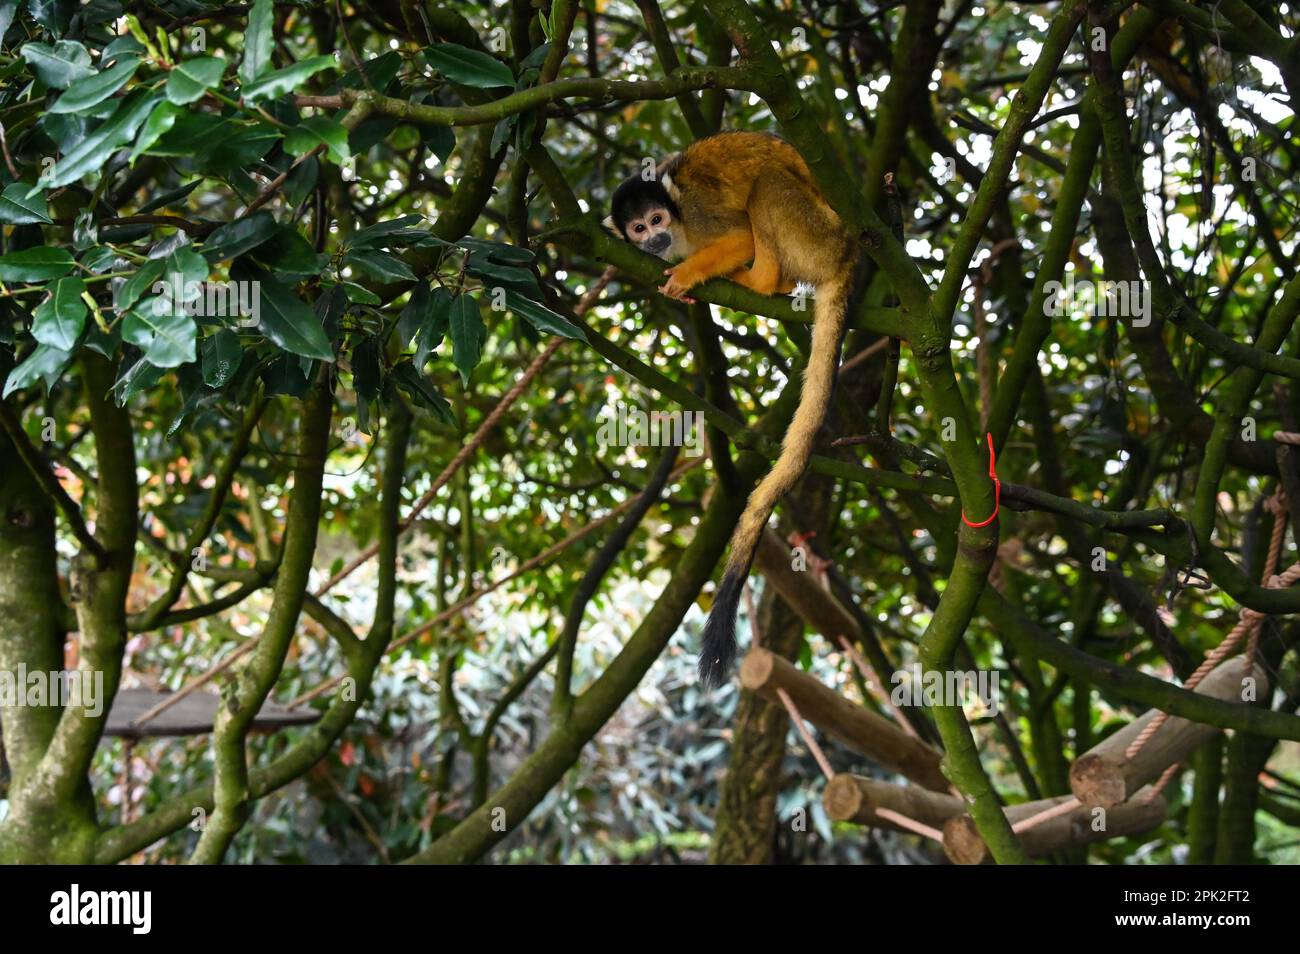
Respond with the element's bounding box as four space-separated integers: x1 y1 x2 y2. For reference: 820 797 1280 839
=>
961 433 1000 528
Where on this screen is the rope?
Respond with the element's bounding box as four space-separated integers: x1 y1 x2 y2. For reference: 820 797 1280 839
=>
875 807 945 843
1126 489 1291 759
1011 796 1081 834
1144 763 1182 804
775 687 835 781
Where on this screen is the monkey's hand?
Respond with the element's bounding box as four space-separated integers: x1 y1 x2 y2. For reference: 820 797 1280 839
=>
659 266 698 304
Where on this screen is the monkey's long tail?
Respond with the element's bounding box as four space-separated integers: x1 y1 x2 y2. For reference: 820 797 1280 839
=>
698 264 857 689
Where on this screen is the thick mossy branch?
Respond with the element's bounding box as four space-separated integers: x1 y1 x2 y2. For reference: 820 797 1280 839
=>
188 376 335 865
296 67 750 127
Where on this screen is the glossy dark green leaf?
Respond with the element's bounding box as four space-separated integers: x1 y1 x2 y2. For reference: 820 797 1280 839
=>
165 56 226 106
423 43 514 88
247 273 335 361
31 276 87 350
129 100 181 162
420 124 455 164
350 215 425 249
284 115 350 164
50 58 140 114
137 180 200 214
115 258 166 312
0 246 75 281
239 0 275 84
123 298 198 368
41 89 161 187
344 248 416 283
21 40 94 89
351 335 382 402
505 290 585 340
449 293 485 384
201 211 277 262
342 282 381 305
201 328 243 388
3 343 72 398
241 55 336 105
390 360 453 424
414 287 451 369
0 184 52 225
251 227 323 278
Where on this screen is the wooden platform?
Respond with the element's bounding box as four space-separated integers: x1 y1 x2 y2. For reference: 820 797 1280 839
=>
105 688 320 739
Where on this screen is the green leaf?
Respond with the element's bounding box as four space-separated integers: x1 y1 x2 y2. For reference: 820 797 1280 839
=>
240 0 275 84
244 271 335 361
201 329 242 387
351 335 382 402
21 40 94 89
350 214 427 249
449 293 485 384
50 59 141 114
344 248 416 283
250 227 323 279
284 115 350 164
28 0 76 35
129 100 182 163
123 298 198 368
146 112 226 156
336 51 402 91
423 43 514 88
201 211 278 262
504 290 585 340
241 54 336 105
4 343 72 398
165 56 226 106
420 124 455 164
390 360 453 424
0 184 53 225
115 258 166 312
102 37 146 65
414 287 451 369
137 180 200 214
0 246 75 282
341 281 381 304
164 245 211 302
111 355 165 405
41 89 161 188
468 253 539 294
490 115 517 155
396 280 431 345
456 238 535 263
0 1 19 41
31 276 87 350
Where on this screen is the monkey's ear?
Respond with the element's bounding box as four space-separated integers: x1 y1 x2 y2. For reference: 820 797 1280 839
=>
601 214 617 234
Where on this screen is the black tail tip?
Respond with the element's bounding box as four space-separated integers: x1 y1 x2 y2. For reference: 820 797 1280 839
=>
698 570 745 689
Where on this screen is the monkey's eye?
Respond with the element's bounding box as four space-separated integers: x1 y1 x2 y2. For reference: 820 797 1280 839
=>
633 224 645 234
651 214 663 226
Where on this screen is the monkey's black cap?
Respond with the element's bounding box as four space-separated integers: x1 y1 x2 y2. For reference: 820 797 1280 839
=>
609 173 680 237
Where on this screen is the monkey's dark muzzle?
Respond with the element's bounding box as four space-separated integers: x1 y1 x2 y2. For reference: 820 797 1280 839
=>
644 233 672 256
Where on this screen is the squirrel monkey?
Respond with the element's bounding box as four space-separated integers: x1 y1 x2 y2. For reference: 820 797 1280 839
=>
606 131 862 688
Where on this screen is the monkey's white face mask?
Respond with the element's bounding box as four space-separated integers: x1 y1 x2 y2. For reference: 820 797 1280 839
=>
603 207 683 261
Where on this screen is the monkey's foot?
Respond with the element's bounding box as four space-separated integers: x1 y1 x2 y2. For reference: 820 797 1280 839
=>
658 268 697 303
